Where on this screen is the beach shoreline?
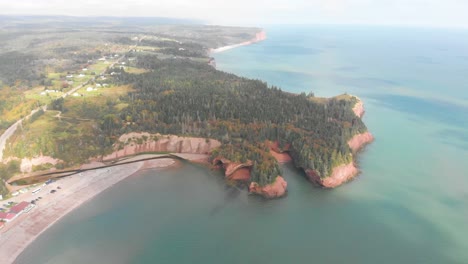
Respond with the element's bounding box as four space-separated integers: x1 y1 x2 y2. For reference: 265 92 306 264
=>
0 154 196 264
210 29 267 54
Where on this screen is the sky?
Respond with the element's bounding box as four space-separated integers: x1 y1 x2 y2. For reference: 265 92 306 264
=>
1 0 468 28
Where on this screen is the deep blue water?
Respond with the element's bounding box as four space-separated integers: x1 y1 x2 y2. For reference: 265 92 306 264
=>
16 26 468 264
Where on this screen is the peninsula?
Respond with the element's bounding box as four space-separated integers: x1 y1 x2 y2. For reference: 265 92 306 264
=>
0 16 374 263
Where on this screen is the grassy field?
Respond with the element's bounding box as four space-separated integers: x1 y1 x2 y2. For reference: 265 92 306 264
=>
125 67 150 74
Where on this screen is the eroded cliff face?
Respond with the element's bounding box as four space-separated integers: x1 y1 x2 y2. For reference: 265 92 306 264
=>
102 133 221 161
212 157 253 181
249 176 287 198
306 163 359 188
352 98 365 118
212 157 287 198
349 97 374 153
265 141 292 163
348 132 374 153
303 97 373 188
253 30 267 43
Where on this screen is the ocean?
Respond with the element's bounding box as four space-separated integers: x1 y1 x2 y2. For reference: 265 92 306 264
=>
15 25 468 264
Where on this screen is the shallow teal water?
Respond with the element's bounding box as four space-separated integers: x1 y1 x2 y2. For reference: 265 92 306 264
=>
16 26 468 264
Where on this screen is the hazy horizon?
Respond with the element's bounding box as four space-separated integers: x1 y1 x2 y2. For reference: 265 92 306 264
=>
1 0 468 29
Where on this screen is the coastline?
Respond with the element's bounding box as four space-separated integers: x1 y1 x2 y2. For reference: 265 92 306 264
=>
305 97 374 188
0 154 190 264
0 29 373 261
210 30 267 54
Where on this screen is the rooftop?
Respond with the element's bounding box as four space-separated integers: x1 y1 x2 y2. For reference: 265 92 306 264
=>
9 201 30 214
0 212 16 221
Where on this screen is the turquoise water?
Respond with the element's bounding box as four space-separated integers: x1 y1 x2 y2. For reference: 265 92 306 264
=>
16 26 468 263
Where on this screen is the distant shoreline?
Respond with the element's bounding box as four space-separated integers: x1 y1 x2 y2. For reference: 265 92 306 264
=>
210 29 267 54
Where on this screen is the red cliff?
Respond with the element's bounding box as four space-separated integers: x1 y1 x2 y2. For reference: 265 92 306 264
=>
306 163 359 188
349 97 374 152
102 133 221 161
352 98 365 118
212 157 253 181
212 156 287 198
348 132 374 153
304 97 373 188
265 141 292 163
249 176 288 198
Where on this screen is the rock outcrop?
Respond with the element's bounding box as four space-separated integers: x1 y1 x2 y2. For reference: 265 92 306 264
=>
265 141 292 163
352 98 365 118
212 157 253 181
306 163 358 188
349 97 374 152
102 133 221 161
212 157 286 198
348 132 374 153
249 176 287 198
304 97 373 188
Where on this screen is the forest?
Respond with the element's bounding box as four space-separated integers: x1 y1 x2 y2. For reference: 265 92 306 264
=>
0 19 369 194
3 54 367 191
106 55 368 185
0 18 264 196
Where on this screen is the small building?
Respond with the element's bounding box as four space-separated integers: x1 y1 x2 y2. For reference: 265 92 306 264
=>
9 201 33 215
0 212 17 222
86 87 94 92
73 92 80 97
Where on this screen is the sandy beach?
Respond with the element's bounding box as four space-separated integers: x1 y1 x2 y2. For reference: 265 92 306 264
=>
0 154 197 264
210 30 267 54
